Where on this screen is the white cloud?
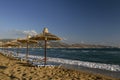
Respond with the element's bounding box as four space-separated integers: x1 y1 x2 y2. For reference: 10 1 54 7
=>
80 41 84 44
62 37 67 41
23 30 37 36
7 29 38 38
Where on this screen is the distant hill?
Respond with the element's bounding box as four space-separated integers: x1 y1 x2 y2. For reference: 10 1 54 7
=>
38 41 114 48
0 39 14 42
70 43 113 48
0 39 115 48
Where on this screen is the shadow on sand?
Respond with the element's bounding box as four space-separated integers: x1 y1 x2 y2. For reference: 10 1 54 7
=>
16 62 33 67
0 66 7 69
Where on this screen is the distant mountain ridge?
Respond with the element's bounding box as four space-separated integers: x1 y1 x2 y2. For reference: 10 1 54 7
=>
0 39 14 42
0 39 115 48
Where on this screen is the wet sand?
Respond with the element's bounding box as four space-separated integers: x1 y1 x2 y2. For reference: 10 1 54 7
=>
0 53 119 80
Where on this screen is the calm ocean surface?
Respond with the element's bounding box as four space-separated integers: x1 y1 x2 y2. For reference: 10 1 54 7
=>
6 48 120 65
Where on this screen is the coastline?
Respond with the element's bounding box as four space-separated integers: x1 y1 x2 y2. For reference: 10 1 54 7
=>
0 53 119 80
62 64 120 79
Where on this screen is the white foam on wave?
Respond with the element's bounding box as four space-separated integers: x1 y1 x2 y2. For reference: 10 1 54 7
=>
15 53 120 72
27 54 120 72
48 57 120 72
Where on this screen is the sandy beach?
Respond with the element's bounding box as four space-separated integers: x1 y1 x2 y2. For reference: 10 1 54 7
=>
0 53 119 80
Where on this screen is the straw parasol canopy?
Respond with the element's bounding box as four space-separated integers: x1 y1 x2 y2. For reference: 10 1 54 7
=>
30 27 61 65
3 41 19 56
4 42 19 47
30 28 61 40
17 39 38 44
17 37 38 59
9 40 22 56
0 42 3 48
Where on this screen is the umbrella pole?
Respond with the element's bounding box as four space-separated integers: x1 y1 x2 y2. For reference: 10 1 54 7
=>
1 42 3 51
44 40 47 65
17 46 19 56
1 42 3 50
26 42 28 59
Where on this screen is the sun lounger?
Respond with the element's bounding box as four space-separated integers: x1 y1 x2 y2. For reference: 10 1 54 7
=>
30 61 62 69
32 62 55 67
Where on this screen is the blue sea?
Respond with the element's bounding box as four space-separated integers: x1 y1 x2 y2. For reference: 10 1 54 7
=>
2 48 120 78
7 48 120 65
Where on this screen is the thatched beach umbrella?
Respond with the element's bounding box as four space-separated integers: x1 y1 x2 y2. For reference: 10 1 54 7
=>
0 42 3 48
4 42 19 47
3 42 19 57
17 37 38 59
30 28 61 65
10 40 21 56
0 41 5 50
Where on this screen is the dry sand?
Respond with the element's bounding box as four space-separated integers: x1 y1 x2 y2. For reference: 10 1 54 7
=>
0 53 119 80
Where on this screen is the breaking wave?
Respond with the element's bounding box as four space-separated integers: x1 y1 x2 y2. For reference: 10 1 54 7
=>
1 49 120 72
28 54 120 72
49 57 120 72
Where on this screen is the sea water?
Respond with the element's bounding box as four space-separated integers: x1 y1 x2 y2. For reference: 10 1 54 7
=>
8 48 120 65
2 48 120 78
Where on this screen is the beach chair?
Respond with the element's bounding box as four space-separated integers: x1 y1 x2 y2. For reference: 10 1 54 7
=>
31 61 63 69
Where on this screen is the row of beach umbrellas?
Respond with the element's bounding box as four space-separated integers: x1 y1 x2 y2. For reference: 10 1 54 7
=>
1 28 61 65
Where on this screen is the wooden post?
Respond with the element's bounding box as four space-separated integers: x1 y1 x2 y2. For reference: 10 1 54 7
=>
26 41 28 59
26 35 31 59
44 37 47 65
17 46 19 56
44 40 47 65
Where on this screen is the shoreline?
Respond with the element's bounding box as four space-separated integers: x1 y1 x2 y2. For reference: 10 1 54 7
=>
62 64 120 79
0 53 119 80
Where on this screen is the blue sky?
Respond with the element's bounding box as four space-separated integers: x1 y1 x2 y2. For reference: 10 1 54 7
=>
0 0 120 46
